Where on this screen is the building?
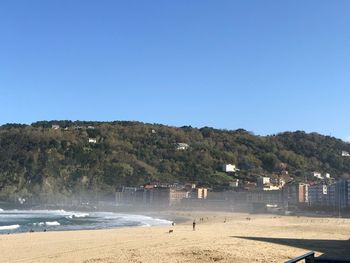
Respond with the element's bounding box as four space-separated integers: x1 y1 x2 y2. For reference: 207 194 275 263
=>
115 187 139 205
222 164 239 173
51 124 60 130
341 151 350 157
247 190 283 207
348 180 350 208
308 180 350 210
312 172 323 180
285 183 309 205
88 138 97 144
116 185 190 207
169 189 189 205
257 177 270 188
308 183 329 207
196 188 208 199
335 180 350 209
229 179 240 188
176 143 189 150
244 182 257 191
304 184 309 203
257 177 281 191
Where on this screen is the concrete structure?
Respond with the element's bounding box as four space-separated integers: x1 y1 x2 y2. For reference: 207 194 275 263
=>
222 164 238 173
175 143 189 150
116 185 190 207
247 190 283 207
257 177 281 191
257 177 270 187
308 183 328 206
285 183 309 205
88 138 97 143
341 151 350 157
335 180 350 209
312 172 323 180
348 180 350 207
244 182 257 191
307 180 350 209
169 189 189 205
196 188 208 199
115 187 139 205
229 179 239 188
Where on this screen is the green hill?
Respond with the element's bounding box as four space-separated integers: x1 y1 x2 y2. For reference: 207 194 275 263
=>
0 121 350 201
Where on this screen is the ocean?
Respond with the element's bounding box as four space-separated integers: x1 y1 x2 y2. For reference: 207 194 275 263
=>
0 208 172 234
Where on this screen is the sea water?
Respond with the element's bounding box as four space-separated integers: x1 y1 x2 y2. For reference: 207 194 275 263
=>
0 208 171 234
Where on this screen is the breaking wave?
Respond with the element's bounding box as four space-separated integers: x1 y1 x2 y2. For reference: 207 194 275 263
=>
0 209 171 234
45 221 60 226
0 224 20 230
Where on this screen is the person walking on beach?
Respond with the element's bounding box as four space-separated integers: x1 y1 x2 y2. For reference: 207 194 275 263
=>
193 220 196 231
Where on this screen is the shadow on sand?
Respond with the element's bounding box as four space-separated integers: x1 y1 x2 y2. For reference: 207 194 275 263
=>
232 236 350 261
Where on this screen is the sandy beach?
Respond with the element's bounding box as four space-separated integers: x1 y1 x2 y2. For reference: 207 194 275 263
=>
1 212 350 263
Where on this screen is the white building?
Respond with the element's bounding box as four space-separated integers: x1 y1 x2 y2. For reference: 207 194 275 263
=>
229 179 240 188
51 125 60 130
342 151 350 157
222 164 239 173
257 177 270 189
88 138 97 144
256 177 283 191
196 188 208 199
176 143 189 150
312 172 323 180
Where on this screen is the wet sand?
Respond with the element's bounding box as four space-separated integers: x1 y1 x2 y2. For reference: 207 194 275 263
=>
1 212 350 263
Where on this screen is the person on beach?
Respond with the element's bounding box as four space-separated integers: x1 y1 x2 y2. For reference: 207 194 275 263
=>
193 220 196 231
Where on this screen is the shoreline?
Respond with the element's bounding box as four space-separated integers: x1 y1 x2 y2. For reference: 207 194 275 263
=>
1 211 350 262
1 208 350 236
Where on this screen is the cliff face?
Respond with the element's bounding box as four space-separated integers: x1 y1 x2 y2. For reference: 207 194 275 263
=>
0 121 349 199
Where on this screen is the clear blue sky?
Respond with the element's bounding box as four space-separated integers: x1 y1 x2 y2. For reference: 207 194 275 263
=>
1 1 350 141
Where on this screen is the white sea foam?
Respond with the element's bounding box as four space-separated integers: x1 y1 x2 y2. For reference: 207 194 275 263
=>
73 212 89 218
66 212 89 219
0 208 4 212
45 221 60 226
0 209 171 234
0 224 20 230
97 212 172 226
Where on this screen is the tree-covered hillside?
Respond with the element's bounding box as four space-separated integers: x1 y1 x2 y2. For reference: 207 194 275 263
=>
0 121 350 200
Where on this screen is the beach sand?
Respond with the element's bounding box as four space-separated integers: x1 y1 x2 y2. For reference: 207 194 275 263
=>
1 212 350 263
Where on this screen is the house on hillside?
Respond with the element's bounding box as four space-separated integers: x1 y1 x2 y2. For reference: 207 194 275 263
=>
312 172 323 180
229 179 240 188
222 164 239 173
88 138 97 144
176 143 189 150
342 151 350 157
244 181 257 191
51 125 60 130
